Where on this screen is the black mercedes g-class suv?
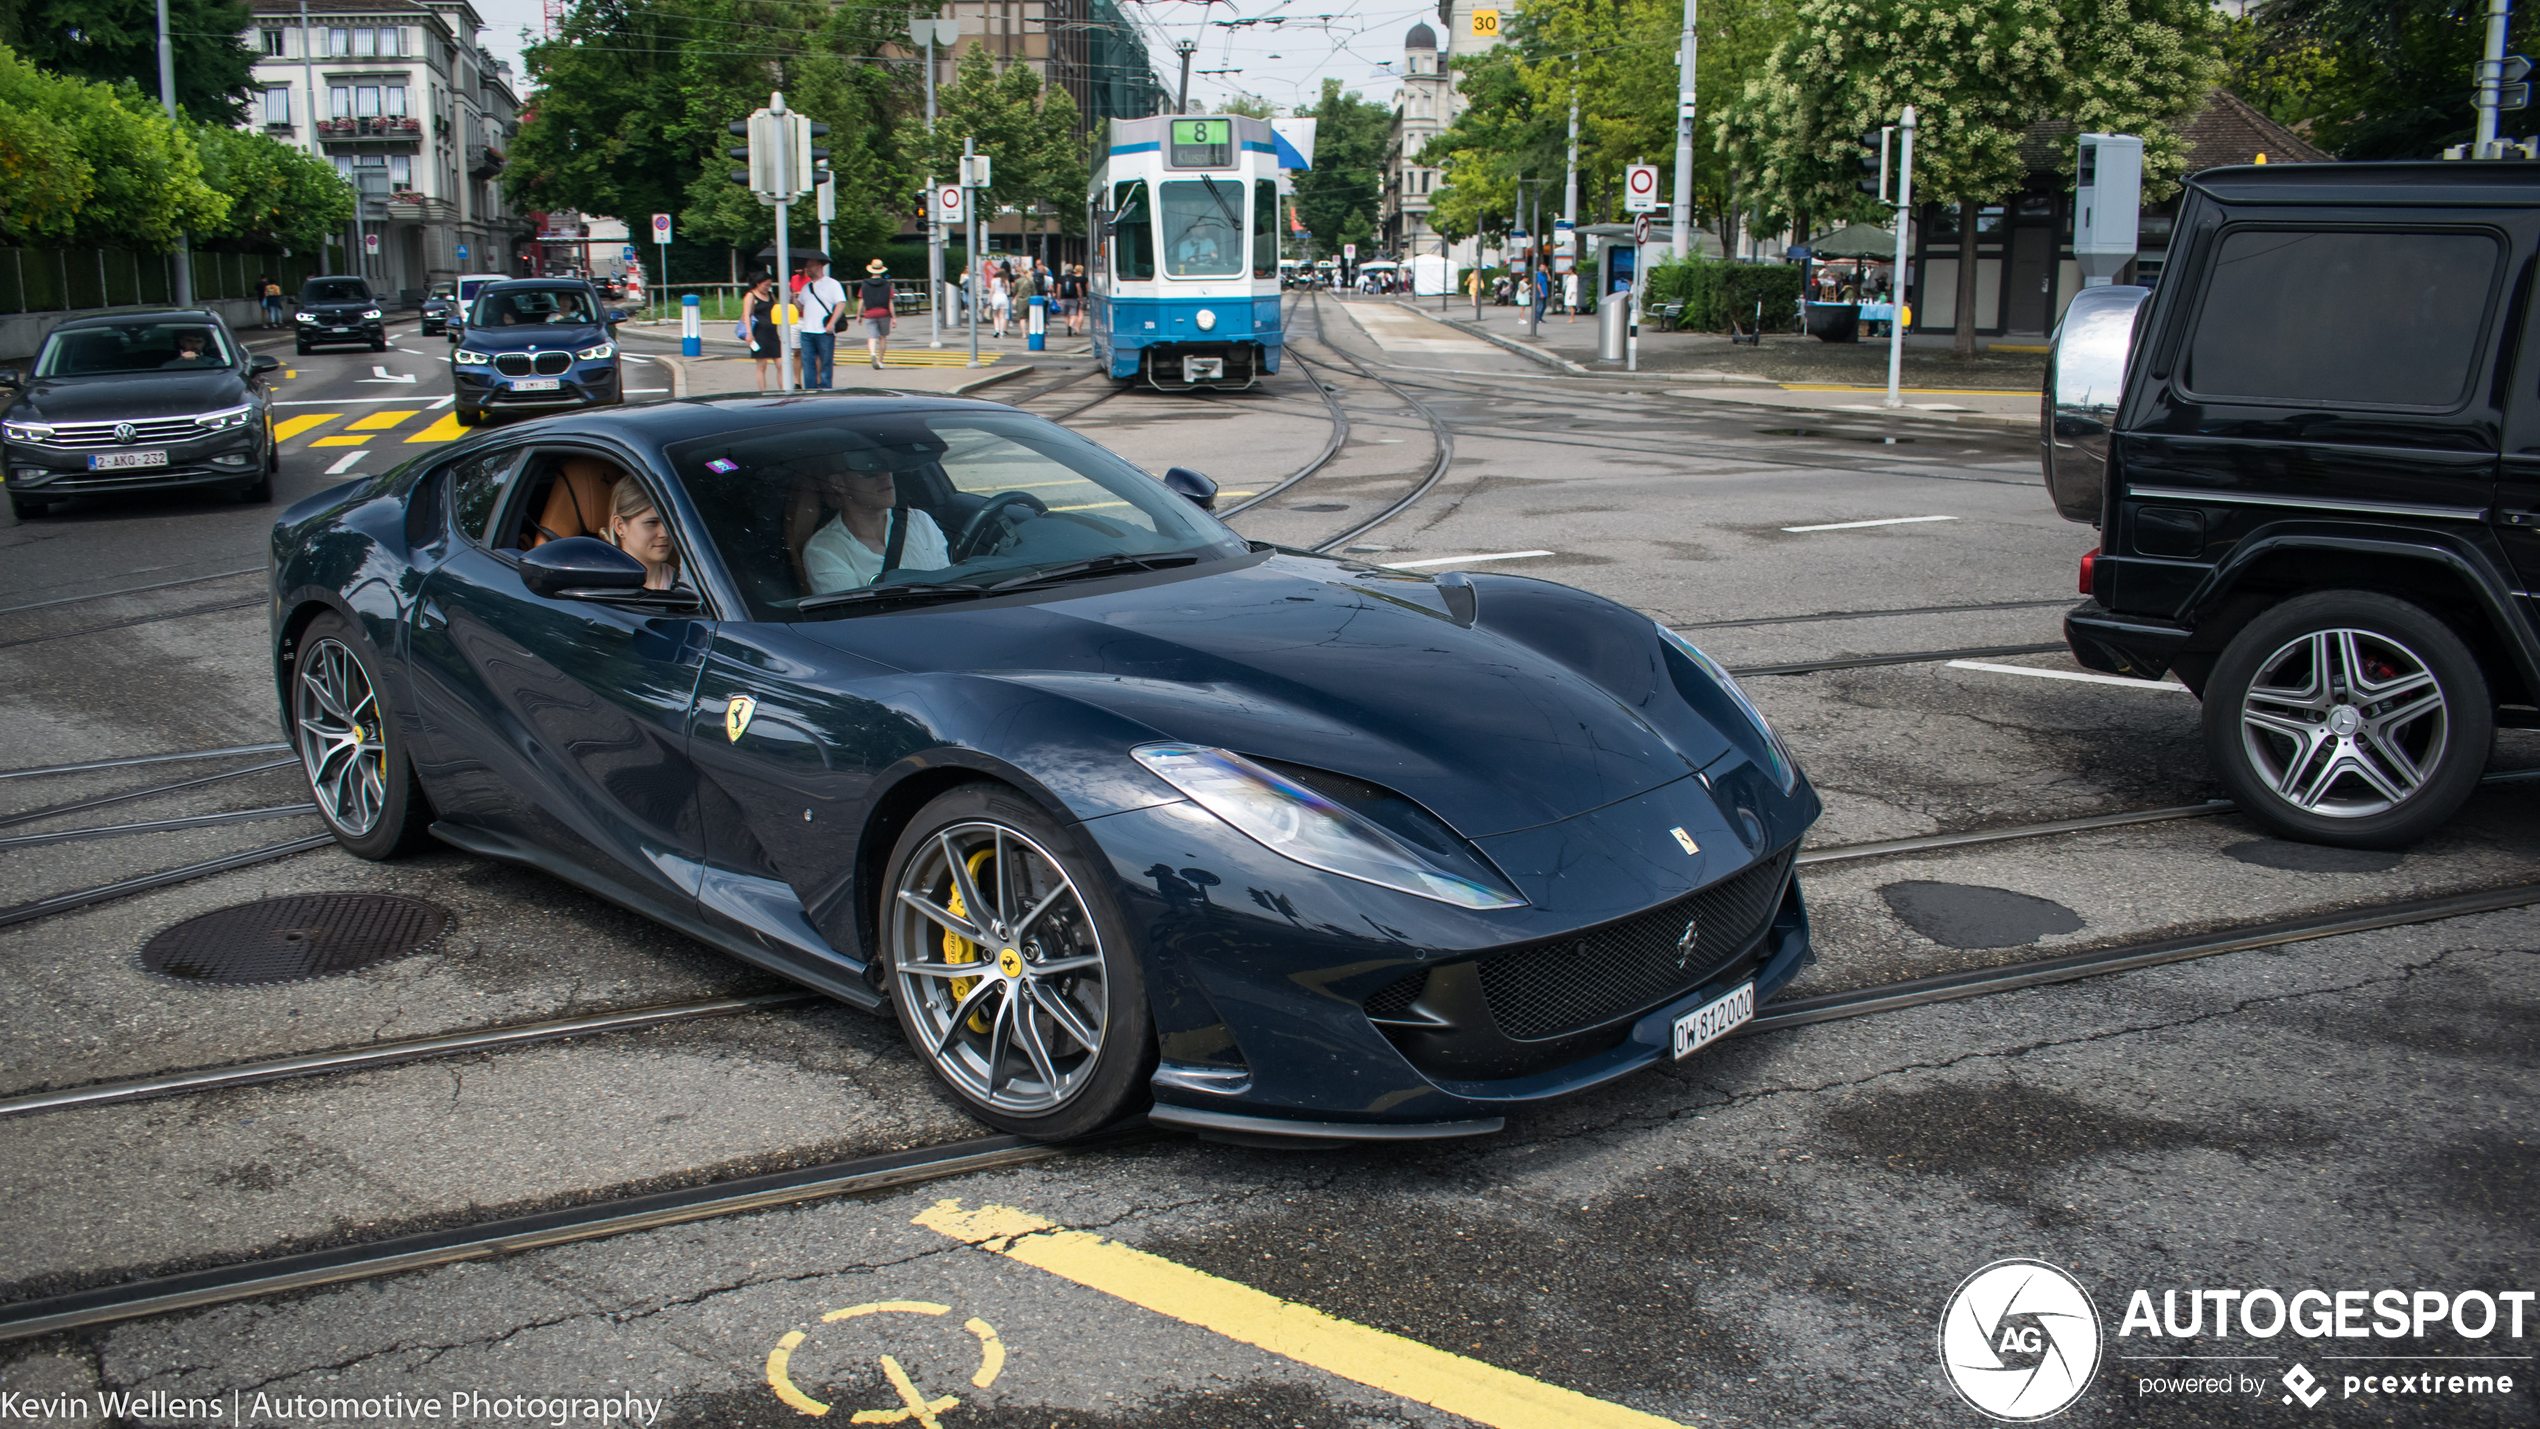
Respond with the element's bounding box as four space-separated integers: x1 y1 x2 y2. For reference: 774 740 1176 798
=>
2044 162 2539 848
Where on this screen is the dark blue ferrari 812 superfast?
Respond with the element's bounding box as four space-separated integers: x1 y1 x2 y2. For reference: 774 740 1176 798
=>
270 393 1820 1143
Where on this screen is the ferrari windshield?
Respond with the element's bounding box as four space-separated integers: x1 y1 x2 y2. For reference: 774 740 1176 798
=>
671 411 1250 621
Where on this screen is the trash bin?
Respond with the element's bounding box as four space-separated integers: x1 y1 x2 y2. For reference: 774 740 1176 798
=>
1597 295 1628 362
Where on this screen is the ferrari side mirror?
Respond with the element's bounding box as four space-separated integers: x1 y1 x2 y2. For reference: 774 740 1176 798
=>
520 536 648 599
1163 466 1218 511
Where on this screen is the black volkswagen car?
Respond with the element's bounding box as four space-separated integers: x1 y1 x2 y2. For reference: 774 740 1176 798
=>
293 276 387 354
2 311 279 519
449 279 627 427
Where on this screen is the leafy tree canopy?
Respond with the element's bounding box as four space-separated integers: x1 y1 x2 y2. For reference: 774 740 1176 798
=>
194 123 353 250
2226 0 2522 157
1290 76 1387 254
909 43 1088 240
2 0 259 124
0 41 226 245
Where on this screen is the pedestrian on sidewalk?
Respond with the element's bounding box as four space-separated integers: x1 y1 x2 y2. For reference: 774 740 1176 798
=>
259 276 285 329
858 259 895 369
742 272 780 392
987 262 1012 339
797 256 846 389
1057 264 1084 335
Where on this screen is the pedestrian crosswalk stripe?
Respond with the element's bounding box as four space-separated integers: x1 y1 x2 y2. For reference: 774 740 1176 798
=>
273 414 338 441
874 352 1005 367
348 409 422 431
404 413 467 443
310 435 370 447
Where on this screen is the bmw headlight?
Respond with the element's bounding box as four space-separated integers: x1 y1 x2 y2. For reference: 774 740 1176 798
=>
1132 743 1525 910
574 341 615 361
1656 622 1797 793
293 311 317 323
196 403 255 431
2 420 53 443
454 349 491 365
361 309 382 319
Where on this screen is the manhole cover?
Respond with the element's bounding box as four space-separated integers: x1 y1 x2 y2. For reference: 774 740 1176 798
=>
140 894 450 984
1880 881 2084 950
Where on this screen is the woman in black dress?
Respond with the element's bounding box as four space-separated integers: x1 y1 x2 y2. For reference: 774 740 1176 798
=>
743 272 779 391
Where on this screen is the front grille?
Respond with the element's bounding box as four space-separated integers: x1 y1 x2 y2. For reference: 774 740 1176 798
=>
40 417 205 449
534 352 571 375
494 353 532 376
1474 849 1794 1041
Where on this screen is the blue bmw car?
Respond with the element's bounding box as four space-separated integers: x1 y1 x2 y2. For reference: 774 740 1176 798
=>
269 395 1820 1143
449 279 626 427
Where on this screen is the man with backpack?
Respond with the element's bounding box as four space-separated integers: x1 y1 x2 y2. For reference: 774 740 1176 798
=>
795 255 846 389
857 259 896 369
260 276 285 329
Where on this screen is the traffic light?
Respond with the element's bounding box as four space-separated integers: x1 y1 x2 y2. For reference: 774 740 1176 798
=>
1857 127 1892 201
727 119 751 187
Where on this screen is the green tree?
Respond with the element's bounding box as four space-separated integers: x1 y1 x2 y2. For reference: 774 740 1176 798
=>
910 43 1089 249
1726 0 2219 355
1290 77 1387 254
2230 0 2520 157
0 42 225 245
4 0 258 124
194 122 352 250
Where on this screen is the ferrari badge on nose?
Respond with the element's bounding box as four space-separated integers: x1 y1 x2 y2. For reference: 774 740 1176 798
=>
725 695 756 742
1670 826 1700 856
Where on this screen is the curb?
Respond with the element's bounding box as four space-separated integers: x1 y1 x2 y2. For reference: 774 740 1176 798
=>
623 348 1033 401
1385 301 1591 374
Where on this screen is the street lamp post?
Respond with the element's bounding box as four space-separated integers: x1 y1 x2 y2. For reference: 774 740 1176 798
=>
1883 105 1917 411
155 0 193 307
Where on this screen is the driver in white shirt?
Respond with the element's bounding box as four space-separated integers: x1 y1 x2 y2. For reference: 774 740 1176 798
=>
803 466 951 591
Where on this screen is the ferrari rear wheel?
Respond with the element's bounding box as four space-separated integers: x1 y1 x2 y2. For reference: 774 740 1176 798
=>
292 613 433 859
883 786 1151 1139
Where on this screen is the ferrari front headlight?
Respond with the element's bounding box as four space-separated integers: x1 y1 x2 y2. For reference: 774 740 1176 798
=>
1132 743 1524 910
1657 622 1796 792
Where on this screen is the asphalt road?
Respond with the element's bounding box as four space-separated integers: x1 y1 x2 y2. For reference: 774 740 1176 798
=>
0 298 2532 1429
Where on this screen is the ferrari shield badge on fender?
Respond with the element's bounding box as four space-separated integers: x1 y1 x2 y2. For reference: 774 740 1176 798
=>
725 695 756 742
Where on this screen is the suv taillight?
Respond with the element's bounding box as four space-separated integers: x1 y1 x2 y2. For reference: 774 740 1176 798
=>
2079 547 2099 597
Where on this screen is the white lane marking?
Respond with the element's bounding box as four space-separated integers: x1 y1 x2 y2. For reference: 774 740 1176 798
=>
1781 514 1959 533
359 366 418 384
324 451 368 475
626 387 671 393
1946 660 2189 691
429 394 454 410
1383 550 1555 569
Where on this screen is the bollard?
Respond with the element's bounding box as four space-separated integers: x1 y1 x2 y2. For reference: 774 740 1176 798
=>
681 294 700 357
1597 295 1627 361
1027 295 1046 352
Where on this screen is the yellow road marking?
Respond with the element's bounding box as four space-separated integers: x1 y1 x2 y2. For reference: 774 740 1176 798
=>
272 414 338 440
284 369 297 378
963 1318 1002 1388
914 1200 1688 1429
405 413 467 443
768 1302 1003 1421
824 1300 951 1323
348 408 421 430
855 1358 955 1426
767 1332 827 1415
310 435 370 447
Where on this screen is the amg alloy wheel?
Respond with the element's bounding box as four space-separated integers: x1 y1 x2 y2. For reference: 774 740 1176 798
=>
290 614 432 858
884 787 1149 1138
2204 592 2490 849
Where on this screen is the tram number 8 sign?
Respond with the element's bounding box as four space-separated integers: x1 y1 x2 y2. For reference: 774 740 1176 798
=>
1471 8 1499 35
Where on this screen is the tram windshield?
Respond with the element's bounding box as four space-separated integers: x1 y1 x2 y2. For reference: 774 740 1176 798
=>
1160 179 1245 277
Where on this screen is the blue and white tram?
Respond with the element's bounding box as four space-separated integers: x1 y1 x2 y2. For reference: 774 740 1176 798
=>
1088 115 1285 390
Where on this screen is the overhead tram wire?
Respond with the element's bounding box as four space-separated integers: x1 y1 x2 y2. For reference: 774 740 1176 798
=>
7 877 2534 1342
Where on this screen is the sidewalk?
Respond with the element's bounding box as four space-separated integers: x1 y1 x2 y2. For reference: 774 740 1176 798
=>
1388 297 2043 430
620 320 1092 399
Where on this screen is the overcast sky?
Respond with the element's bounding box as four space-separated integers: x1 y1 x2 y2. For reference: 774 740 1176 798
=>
469 0 1430 115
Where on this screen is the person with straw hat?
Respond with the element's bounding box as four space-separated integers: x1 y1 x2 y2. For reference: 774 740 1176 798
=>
857 258 896 370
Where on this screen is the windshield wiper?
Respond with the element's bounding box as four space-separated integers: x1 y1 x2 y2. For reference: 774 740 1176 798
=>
795 581 999 615
1198 175 1244 235
988 553 1201 591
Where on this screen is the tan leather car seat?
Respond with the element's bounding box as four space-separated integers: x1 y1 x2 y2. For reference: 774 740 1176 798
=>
527 456 626 546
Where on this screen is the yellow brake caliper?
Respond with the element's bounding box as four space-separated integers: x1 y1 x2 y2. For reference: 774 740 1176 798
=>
942 848 998 1033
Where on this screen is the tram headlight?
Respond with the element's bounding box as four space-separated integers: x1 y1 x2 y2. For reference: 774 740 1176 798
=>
1194 308 1217 332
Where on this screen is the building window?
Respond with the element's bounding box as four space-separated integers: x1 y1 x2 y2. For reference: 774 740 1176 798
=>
328 26 349 55
260 27 284 55
329 85 351 117
354 86 381 116
379 26 401 56
352 26 375 56
263 88 291 124
389 155 412 186
385 86 407 115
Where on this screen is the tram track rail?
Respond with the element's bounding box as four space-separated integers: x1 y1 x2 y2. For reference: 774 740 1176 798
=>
1255 293 1454 554
0 566 262 617
0 757 298 831
0 832 333 930
4 875 2533 1343
0 803 316 851
0 742 288 781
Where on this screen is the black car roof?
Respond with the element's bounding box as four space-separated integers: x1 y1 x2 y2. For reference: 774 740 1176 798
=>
482 278 596 292
2190 159 2540 207
48 309 224 331
511 392 1017 449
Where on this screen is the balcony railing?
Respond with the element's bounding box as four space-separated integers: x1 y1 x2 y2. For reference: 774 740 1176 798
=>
466 142 504 176
318 116 422 139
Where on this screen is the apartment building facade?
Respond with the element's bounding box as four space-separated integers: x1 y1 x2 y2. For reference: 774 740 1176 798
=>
244 0 530 301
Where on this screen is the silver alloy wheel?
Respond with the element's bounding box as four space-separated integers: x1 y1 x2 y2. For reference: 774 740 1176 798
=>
294 637 389 836
889 821 1110 1115
2238 626 2449 819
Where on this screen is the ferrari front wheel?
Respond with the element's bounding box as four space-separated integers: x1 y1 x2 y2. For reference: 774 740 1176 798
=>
883 785 1152 1140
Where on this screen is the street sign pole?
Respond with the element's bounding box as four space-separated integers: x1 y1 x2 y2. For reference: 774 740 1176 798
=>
652 212 672 325
771 91 796 393
965 137 980 369
920 14 947 348
2477 0 2510 154
1884 105 1917 411
1670 0 1696 260
1628 213 1650 372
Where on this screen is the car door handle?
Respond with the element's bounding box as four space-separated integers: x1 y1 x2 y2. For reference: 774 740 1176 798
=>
2501 509 2540 527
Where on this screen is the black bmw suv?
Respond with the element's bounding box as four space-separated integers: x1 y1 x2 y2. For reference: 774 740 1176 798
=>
1 310 279 518
448 278 626 426
2043 161 2540 849
294 276 387 353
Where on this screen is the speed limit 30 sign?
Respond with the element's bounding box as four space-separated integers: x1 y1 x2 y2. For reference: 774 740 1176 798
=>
1624 163 1661 213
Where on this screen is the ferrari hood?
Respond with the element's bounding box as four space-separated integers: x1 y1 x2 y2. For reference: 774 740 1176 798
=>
795 553 1732 838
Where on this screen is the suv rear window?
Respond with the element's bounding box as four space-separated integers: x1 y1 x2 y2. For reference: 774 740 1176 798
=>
2183 229 2498 408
